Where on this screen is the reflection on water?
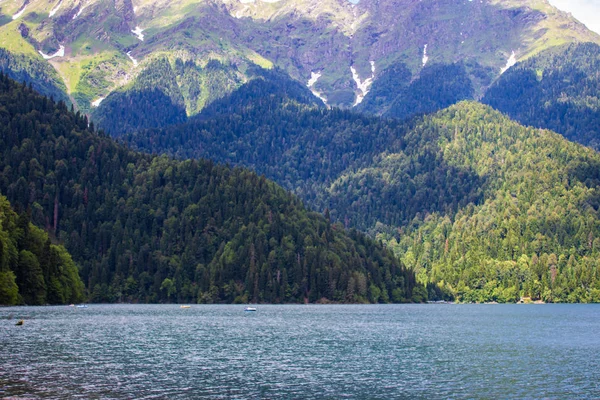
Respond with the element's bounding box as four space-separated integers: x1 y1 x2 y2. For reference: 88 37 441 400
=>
1 304 600 399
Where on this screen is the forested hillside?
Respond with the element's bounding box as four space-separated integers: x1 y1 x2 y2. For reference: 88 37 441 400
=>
358 62 478 119
125 75 600 303
0 72 419 304
96 65 321 137
0 195 84 305
91 57 188 135
0 49 70 105
483 42 600 150
91 59 248 135
375 103 600 303
126 72 486 230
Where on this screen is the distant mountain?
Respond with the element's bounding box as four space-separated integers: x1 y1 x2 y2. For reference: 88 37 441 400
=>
0 72 420 304
0 0 598 121
483 42 600 150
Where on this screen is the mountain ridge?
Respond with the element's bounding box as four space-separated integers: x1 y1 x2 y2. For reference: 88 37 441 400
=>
482 41 600 150
1 0 598 114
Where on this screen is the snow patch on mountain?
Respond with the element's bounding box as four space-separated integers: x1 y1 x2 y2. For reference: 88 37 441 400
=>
233 4 252 18
422 44 429 67
307 71 328 105
12 5 27 20
49 0 63 17
127 52 138 67
132 26 145 41
351 61 375 107
307 71 321 88
39 45 65 60
501 51 517 74
91 97 105 107
73 3 87 19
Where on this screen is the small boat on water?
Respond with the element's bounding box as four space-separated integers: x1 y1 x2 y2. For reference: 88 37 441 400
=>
180 305 191 309
76 304 88 308
15 319 24 326
244 307 257 312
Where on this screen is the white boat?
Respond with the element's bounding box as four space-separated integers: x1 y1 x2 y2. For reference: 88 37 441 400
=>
244 307 257 312
76 304 88 308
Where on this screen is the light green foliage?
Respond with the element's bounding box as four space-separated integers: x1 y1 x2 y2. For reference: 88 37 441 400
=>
0 270 18 305
0 49 70 104
0 193 84 305
380 102 600 303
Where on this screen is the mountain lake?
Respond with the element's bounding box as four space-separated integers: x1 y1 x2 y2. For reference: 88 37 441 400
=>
1 304 599 399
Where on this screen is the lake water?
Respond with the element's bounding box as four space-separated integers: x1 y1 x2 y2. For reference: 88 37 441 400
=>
1 304 599 399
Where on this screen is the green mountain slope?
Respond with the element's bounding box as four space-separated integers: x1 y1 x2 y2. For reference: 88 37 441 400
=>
126 71 484 229
125 75 600 302
0 72 419 304
0 0 598 117
0 49 70 105
384 63 475 119
91 57 188 135
372 102 600 303
0 194 84 305
482 42 600 150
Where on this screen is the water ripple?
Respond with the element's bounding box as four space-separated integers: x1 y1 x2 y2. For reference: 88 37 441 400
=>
1 304 600 399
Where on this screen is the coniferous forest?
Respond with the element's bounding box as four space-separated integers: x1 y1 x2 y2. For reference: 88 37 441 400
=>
483 43 600 150
0 194 84 305
121 69 600 303
0 72 420 305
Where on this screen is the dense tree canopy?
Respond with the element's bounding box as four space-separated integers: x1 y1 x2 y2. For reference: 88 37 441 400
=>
122 71 600 303
0 194 84 305
0 72 419 304
126 72 478 232
384 63 475 120
357 61 489 119
379 103 600 303
483 42 600 150
93 61 281 136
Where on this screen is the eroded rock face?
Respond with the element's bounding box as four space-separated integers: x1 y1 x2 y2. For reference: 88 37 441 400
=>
115 0 136 24
5 0 599 111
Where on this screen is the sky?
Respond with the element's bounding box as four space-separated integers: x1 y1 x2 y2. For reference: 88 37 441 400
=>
548 0 600 35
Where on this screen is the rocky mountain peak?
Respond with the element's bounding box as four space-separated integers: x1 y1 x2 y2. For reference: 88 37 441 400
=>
1 0 598 111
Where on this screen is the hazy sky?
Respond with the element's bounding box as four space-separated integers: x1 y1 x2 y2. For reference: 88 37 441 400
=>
548 0 600 34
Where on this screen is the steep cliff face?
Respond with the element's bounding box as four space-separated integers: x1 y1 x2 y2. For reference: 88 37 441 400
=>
1 0 598 112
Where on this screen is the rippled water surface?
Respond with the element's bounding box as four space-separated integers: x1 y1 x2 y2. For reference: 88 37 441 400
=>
1 304 600 399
